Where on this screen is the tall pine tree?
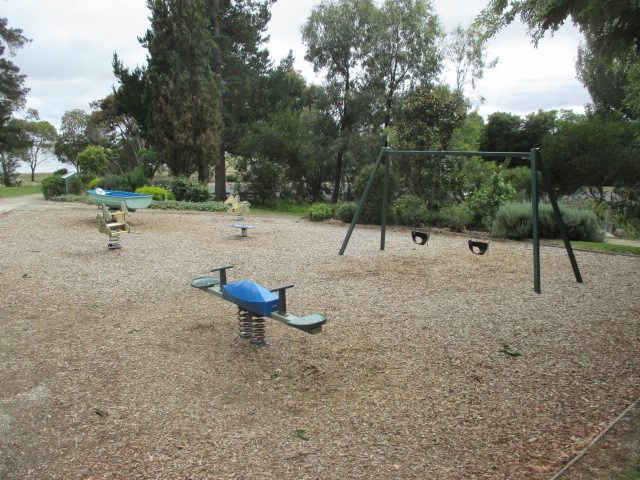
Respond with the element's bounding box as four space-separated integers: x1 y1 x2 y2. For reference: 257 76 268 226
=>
143 0 223 177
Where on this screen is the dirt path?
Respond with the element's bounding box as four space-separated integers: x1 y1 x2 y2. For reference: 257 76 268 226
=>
0 194 87 213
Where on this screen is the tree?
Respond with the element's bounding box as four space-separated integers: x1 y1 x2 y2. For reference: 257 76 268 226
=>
480 111 525 160
444 23 498 94
366 0 443 131
477 0 640 61
142 0 223 178
0 17 29 129
541 114 640 202
211 0 276 199
302 0 377 203
0 118 28 186
76 145 108 176
393 85 467 203
54 109 91 169
16 110 58 181
91 94 146 173
576 34 640 120
0 16 30 171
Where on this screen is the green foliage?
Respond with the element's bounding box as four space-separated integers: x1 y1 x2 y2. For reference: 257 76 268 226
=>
235 158 284 204
334 202 357 223
478 0 640 64
353 163 397 225
144 0 222 177
440 202 472 232
54 109 91 168
492 202 604 241
147 200 225 212
94 168 150 193
40 173 88 199
53 168 69 176
135 186 174 201
394 85 467 151
307 203 333 221
157 177 211 202
541 114 640 200
391 196 429 226
0 153 20 187
40 175 64 199
88 177 101 189
76 145 108 175
0 18 29 124
49 194 92 204
468 168 517 229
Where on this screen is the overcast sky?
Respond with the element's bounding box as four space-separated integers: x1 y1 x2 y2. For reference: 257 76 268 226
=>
4 0 590 132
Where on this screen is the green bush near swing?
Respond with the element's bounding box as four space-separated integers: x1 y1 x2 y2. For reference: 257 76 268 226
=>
492 202 604 242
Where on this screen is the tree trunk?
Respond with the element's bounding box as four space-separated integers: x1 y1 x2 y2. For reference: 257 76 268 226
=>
198 163 209 183
214 144 226 200
211 0 226 201
331 151 344 203
331 76 350 204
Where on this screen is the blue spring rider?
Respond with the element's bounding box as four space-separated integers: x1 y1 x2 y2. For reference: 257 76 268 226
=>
191 265 327 346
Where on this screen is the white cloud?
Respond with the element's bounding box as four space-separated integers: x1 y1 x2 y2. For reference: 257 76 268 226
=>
5 0 590 131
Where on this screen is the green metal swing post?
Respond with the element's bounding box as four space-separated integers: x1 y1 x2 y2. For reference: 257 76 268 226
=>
339 147 387 256
537 151 583 285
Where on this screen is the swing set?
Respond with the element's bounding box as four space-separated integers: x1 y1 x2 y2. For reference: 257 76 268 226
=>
338 147 583 294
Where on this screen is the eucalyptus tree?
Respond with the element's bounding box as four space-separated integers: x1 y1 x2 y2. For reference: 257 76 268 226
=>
142 0 223 178
17 110 58 181
366 0 443 131
54 109 91 169
444 23 498 95
302 0 378 203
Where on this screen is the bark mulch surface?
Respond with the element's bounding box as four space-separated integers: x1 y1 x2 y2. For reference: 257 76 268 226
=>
1 205 638 479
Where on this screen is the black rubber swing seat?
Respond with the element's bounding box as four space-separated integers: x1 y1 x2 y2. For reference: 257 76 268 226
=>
411 230 429 245
468 240 489 255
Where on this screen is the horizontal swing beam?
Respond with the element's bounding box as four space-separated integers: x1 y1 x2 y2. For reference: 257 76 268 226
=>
386 150 532 160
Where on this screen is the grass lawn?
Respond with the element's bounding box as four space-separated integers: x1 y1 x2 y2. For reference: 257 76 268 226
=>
561 240 640 255
0 185 42 197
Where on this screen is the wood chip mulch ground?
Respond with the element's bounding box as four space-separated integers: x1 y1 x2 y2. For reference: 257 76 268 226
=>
0 204 638 479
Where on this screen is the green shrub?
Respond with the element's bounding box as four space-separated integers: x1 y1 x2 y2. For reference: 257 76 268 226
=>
334 202 357 223
392 196 429 226
135 186 175 201
40 175 65 199
88 177 101 190
165 177 211 202
52 168 69 176
50 194 92 204
308 203 333 221
148 200 225 212
493 202 604 241
440 203 472 232
97 168 150 192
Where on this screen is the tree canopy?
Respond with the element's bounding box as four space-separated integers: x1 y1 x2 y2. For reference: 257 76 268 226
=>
477 0 640 61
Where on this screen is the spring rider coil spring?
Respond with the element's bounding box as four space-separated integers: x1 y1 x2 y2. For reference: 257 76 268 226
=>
237 308 253 339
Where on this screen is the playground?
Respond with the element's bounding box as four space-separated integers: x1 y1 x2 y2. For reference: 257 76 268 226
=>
0 203 638 479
